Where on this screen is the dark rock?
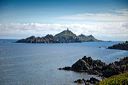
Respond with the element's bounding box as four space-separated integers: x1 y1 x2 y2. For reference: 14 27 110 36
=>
89 77 100 84
59 56 105 75
78 34 100 42
71 59 89 72
108 41 128 50
43 34 57 43
82 56 105 68
82 56 93 65
58 68 63 70
74 77 100 85
16 29 100 43
102 57 128 77
58 66 71 70
59 56 128 78
102 65 119 77
74 79 84 84
54 28 80 43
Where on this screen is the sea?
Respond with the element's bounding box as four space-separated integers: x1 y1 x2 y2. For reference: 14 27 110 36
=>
0 39 128 85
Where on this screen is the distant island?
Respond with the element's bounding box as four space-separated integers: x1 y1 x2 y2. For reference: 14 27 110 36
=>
16 29 100 43
108 41 128 50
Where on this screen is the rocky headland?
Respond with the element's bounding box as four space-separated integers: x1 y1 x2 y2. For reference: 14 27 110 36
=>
108 41 128 50
16 29 100 43
58 56 128 84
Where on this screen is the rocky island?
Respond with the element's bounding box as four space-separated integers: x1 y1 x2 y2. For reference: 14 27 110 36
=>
108 41 128 50
58 56 128 84
16 29 100 43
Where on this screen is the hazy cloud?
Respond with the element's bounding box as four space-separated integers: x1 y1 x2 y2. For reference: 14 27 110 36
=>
58 9 128 22
0 22 128 40
0 9 128 40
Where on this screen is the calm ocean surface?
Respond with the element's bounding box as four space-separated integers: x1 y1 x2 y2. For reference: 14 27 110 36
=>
0 39 128 85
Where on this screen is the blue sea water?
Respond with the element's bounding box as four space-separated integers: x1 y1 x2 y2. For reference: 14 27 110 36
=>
0 39 128 85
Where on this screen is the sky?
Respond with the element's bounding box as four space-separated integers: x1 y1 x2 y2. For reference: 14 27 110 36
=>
0 0 128 41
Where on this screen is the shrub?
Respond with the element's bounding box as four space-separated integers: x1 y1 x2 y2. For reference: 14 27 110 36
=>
99 72 128 85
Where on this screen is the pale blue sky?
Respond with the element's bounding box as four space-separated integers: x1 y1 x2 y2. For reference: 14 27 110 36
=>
0 0 128 40
0 0 128 23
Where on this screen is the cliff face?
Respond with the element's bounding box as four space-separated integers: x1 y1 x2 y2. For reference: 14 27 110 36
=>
16 29 100 43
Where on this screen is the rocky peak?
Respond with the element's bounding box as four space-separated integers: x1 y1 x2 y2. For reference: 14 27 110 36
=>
55 29 76 37
71 59 90 71
26 36 35 39
78 34 87 37
16 29 100 43
88 35 94 38
54 29 78 43
44 34 54 39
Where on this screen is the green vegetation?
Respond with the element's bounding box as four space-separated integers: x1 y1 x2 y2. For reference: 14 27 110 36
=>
99 72 128 85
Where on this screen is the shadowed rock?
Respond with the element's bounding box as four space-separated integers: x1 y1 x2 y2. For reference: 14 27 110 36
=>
74 79 84 84
71 59 90 72
108 41 128 50
59 56 128 78
58 66 71 70
74 77 100 85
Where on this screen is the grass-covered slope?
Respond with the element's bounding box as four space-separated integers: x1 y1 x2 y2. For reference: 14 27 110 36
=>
99 72 128 85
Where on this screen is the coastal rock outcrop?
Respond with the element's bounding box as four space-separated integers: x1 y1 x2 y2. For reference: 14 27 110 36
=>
59 56 128 85
71 56 106 75
71 59 90 72
58 66 71 70
108 41 128 50
74 77 100 85
59 56 128 78
102 57 128 77
58 55 128 85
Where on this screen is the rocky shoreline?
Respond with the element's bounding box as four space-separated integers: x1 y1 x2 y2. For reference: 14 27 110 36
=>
108 41 128 50
58 56 128 84
74 77 100 85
